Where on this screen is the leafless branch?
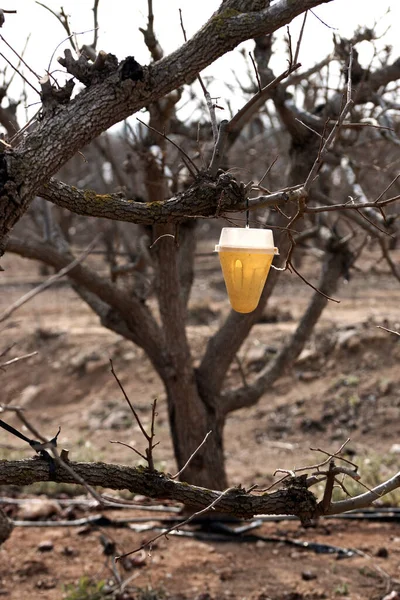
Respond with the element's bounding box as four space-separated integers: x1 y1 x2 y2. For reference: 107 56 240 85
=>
0 456 400 524
294 10 308 64
0 35 40 80
92 0 100 50
116 486 235 560
208 119 229 176
0 235 101 323
179 8 218 142
227 62 302 135
172 431 212 480
139 0 163 62
3 407 105 505
109 360 158 471
303 48 354 193
249 51 262 92
376 325 400 336
0 352 37 369
287 259 340 303
35 2 78 53
137 117 199 177
0 52 40 95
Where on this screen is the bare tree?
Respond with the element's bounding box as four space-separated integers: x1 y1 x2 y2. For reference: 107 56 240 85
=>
1 0 400 492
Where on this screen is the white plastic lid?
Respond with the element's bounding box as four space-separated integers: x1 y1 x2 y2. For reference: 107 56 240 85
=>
215 227 277 253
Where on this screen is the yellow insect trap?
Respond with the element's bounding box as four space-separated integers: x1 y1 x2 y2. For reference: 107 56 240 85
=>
215 227 279 314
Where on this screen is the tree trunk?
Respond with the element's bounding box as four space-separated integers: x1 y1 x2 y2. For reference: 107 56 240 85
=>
152 222 227 489
164 375 227 490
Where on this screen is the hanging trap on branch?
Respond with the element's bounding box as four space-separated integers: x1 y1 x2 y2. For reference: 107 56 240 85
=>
215 227 279 314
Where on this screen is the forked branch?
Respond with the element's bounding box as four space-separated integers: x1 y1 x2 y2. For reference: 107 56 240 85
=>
0 457 398 521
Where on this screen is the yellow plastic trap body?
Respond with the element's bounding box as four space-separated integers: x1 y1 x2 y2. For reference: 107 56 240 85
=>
215 228 278 314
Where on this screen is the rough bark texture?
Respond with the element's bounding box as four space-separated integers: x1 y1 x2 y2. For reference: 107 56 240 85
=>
0 0 334 253
152 224 227 489
0 458 317 522
38 172 247 223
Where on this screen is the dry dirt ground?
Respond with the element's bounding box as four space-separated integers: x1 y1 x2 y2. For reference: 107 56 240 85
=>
0 247 399 600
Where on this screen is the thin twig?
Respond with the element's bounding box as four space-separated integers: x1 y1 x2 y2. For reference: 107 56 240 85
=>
171 431 212 480
92 0 100 50
303 47 354 193
109 440 147 462
305 193 400 214
379 238 400 283
376 325 400 336
149 234 175 249
0 52 40 95
226 62 301 135
11 409 104 504
137 117 199 177
234 355 248 389
0 344 15 359
109 361 158 471
286 26 293 67
9 109 41 146
52 447 105 504
0 352 37 370
257 156 278 188
0 235 101 323
179 8 218 141
294 117 323 139
115 486 234 560
354 207 393 238
293 11 308 64
249 52 261 92
48 27 99 74
287 260 340 303
208 119 229 176
309 8 338 30
262 440 356 496
35 1 78 52
110 361 149 441
374 173 400 204
0 35 40 80
2 34 32 94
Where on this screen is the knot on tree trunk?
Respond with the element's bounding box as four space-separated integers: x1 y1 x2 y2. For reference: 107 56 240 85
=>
58 49 119 86
194 170 247 214
40 77 75 117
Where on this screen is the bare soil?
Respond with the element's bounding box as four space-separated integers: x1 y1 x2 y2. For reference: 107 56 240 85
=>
0 247 399 600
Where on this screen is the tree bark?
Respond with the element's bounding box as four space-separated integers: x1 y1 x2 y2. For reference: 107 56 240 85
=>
0 0 334 254
0 458 317 522
152 224 227 489
164 378 227 490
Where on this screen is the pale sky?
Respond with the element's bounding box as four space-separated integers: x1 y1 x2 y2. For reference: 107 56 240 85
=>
1 0 399 123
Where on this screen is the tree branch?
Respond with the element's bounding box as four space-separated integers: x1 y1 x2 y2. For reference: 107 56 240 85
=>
0 457 317 522
0 457 398 522
5 235 169 377
322 470 400 516
221 239 350 414
38 173 247 223
0 0 334 252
